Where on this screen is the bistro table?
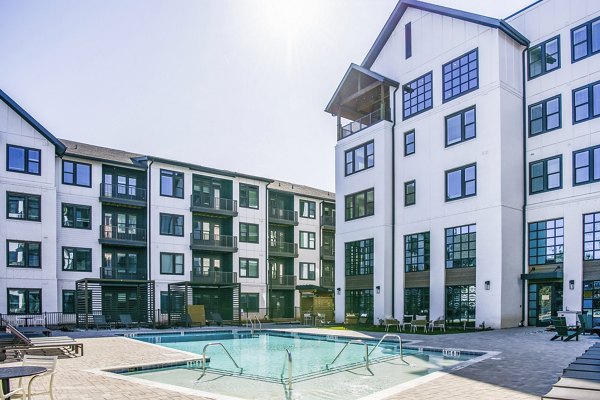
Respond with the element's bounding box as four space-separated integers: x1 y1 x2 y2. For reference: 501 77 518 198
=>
0 366 47 397
15 317 35 327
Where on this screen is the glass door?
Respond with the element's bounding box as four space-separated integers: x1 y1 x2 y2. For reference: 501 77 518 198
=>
528 282 563 326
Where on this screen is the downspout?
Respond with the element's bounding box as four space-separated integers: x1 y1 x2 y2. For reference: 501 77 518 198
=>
147 159 154 282
265 185 270 319
391 85 399 317
521 47 528 326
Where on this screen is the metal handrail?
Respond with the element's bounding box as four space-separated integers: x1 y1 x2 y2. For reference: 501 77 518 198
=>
280 349 292 391
326 339 371 372
369 334 409 365
196 342 243 380
254 315 262 331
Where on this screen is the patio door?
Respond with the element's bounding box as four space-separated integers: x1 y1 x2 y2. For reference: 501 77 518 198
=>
528 282 563 326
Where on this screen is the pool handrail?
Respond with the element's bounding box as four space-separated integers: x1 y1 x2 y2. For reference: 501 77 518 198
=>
196 342 243 380
369 334 409 365
326 339 371 373
280 348 292 391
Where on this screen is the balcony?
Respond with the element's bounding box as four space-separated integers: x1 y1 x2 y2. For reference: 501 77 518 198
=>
268 242 298 258
338 108 391 140
321 215 335 230
99 183 146 207
320 245 335 261
269 275 296 289
99 225 147 247
190 231 238 253
100 267 147 281
269 208 298 226
190 269 237 285
320 274 334 289
190 193 238 217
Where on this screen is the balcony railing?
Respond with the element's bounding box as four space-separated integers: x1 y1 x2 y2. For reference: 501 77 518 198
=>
321 215 335 229
269 208 298 225
190 270 237 284
99 225 146 245
320 275 334 288
100 267 147 280
338 108 391 140
100 183 146 204
268 242 298 258
190 193 237 216
190 231 238 252
269 274 296 289
321 245 335 260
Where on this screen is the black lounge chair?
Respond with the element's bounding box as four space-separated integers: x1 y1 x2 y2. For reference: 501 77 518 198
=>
119 314 137 329
210 312 224 326
93 315 111 330
550 317 582 341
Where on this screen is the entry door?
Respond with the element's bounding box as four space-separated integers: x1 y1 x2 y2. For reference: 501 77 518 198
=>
270 294 286 318
529 283 563 326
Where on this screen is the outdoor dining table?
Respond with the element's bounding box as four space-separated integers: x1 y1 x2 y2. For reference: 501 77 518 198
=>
0 366 47 397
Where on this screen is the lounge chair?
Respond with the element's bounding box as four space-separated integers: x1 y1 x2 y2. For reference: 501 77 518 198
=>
411 315 428 333
577 313 589 334
119 314 136 329
210 312 224 326
429 317 446 332
4 324 83 358
93 315 111 330
15 355 57 400
19 326 51 337
384 316 400 332
550 317 582 341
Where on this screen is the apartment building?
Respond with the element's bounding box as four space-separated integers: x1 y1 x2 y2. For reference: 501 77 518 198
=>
0 89 335 325
326 0 600 328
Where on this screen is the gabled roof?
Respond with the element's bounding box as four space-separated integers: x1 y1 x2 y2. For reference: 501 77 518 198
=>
60 139 146 169
0 89 66 156
362 0 529 69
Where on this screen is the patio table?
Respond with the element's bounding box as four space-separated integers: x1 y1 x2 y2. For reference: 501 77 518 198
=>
0 366 47 397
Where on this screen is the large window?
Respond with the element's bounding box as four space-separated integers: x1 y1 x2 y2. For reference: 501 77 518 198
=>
445 106 476 146
62 203 91 229
300 200 316 218
583 280 600 327
529 156 562 194
528 218 564 265
300 262 316 280
7 145 40 175
345 239 374 276
62 247 92 271
7 192 40 221
571 17 600 62
345 188 374 221
160 169 184 198
241 293 259 312
239 222 259 243
584 212 600 260
446 164 476 201
345 141 374 175
240 184 259 209
160 252 184 275
573 80 600 123
62 160 91 187
528 36 560 79
159 213 184 236
404 288 429 318
62 290 76 313
446 285 475 325
7 241 41 268
529 96 561 136
404 130 415 156
299 231 316 249
404 232 430 272
345 289 373 320
443 49 478 102
8 288 41 314
574 145 600 185
402 71 433 119
240 258 259 278
445 224 476 269
404 180 415 206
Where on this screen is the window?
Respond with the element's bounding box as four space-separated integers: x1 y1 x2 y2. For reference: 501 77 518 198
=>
445 224 476 269
62 247 92 271
239 258 259 278
574 145 600 185
6 145 40 175
160 291 170 311
443 49 478 102
300 200 316 218
571 17 600 62
7 241 41 268
573 80 600 123
159 213 184 236
405 22 412 59
529 96 561 136
583 212 600 260
62 160 91 187
61 203 91 229
529 156 562 194
345 141 374 175
160 169 184 198
345 239 374 276
446 285 475 325
528 218 564 265
240 184 259 209
7 192 40 221
405 232 430 272
404 288 429 318
7 288 41 314
300 262 316 280
445 106 476 146
404 130 415 156
528 36 560 79
445 164 476 201
345 188 374 221
404 180 415 206
583 280 600 327
299 231 316 249
345 289 373 321
239 222 259 243
403 71 433 119
160 252 184 275
62 290 76 313
240 293 259 312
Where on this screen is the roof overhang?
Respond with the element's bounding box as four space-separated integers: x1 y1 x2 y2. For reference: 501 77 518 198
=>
296 284 334 294
520 270 563 280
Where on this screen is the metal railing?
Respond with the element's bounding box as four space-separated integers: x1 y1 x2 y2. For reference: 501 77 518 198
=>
190 194 237 214
326 339 371 373
281 349 293 391
196 342 243 380
101 266 147 280
268 242 298 257
269 275 296 288
99 225 147 242
269 208 298 224
190 270 237 284
190 231 237 250
321 245 335 258
320 275 334 288
321 215 335 228
100 183 146 202
338 108 391 140
369 334 408 365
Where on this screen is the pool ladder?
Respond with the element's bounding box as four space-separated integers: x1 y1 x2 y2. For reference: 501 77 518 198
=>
280 349 292 391
248 315 262 335
196 342 243 380
326 339 372 373
369 334 409 365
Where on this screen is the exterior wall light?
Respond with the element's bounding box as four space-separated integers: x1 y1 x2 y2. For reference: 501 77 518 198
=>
569 280 575 290
376 285 381 294
484 281 490 290
336 288 341 295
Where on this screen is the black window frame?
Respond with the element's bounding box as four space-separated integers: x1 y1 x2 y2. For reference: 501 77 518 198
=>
528 218 564 266
159 169 184 198
404 130 415 156
7 288 42 314
445 224 476 269
62 246 92 272
299 231 316 249
299 262 316 280
239 258 259 278
6 192 41 221
572 80 600 124
404 287 430 319
160 252 184 275
529 155 562 194
62 160 92 187
7 240 41 269
61 203 92 230
159 213 184 237
404 232 430 272
299 200 316 219
239 222 259 243
528 35 561 79
345 140 374 176
240 293 259 312
584 212 600 261
239 183 259 209
404 180 416 206
345 188 374 221
345 238 374 276
573 144 600 185
445 163 477 201
6 144 41 175
571 16 600 62
402 71 433 120
445 106 476 147
528 95 562 136
442 48 479 102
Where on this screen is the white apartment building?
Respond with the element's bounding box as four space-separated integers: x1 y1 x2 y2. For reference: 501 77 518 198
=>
327 0 600 328
0 88 335 326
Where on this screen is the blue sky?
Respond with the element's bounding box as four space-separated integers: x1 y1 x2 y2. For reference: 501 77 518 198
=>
0 0 531 191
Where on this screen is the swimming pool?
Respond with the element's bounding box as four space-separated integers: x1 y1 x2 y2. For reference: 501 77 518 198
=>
111 330 487 400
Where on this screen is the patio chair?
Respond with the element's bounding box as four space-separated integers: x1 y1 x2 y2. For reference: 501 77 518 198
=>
1 384 23 400
429 317 446 332
303 313 313 325
93 315 111 330
384 316 400 332
16 355 57 400
358 313 369 325
411 316 428 333
550 317 581 341
119 314 136 329
577 313 588 334
345 313 357 325
315 313 326 326
401 315 413 331
211 313 224 326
